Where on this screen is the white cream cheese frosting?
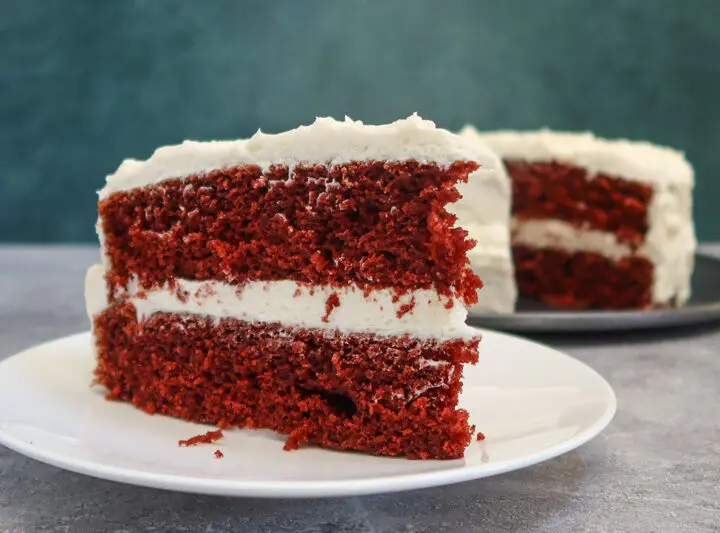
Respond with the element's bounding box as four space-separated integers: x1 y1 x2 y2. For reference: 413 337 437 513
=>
452 128 517 314
100 114 500 199
464 127 694 186
84 265 478 341
466 126 696 306
511 219 636 261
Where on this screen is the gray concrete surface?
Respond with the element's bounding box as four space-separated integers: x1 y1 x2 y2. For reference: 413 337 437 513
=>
0 245 719 532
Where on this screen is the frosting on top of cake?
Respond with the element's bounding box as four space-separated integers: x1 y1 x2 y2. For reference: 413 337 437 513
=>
462 126 694 186
100 114 499 198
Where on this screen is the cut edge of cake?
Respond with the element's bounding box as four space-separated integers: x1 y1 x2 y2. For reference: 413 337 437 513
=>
461 126 696 310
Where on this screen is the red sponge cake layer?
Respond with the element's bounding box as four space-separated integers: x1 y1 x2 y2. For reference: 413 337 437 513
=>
513 246 654 309
100 161 482 302
94 303 478 460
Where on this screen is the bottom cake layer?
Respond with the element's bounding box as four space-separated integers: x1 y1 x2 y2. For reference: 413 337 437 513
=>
513 245 655 309
93 303 480 459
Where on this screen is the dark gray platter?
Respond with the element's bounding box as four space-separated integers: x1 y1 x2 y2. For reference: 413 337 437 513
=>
469 253 720 333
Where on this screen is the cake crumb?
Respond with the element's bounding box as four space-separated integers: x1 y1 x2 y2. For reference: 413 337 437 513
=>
178 429 224 447
321 293 341 322
476 432 486 441
396 296 416 318
214 449 224 459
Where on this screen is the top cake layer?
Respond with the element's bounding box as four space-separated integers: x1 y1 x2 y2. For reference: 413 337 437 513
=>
94 115 496 339
101 114 499 198
463 127 693 186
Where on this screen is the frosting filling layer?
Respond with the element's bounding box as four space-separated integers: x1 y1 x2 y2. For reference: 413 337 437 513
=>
85 265 477 341
511 218 640 261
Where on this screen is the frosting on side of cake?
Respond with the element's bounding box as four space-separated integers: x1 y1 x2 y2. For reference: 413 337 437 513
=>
463 226 517 314
453 128 517 314
100 115 500 198
464 127 694 186
85 265 477 341
643 181 696 304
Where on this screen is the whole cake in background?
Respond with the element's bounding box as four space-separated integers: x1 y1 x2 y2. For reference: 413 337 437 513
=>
85 114 503 460
460 127 696 310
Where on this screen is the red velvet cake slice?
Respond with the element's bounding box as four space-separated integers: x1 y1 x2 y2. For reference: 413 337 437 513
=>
85 114 498 459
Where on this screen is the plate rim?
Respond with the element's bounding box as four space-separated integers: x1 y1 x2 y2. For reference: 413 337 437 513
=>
0 330 617 498
470 252 720 332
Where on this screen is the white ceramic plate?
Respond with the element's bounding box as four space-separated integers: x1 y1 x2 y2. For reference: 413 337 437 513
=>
0 329 615 498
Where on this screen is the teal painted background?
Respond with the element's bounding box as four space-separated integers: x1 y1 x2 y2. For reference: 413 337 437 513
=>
1 0 718 242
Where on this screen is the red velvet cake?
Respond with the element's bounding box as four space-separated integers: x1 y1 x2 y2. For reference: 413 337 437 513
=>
85 115 501 459
460 128 696 310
